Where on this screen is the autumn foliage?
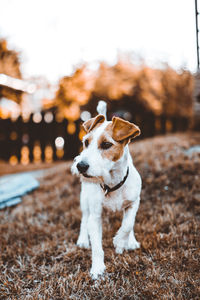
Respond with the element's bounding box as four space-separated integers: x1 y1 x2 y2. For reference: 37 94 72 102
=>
0 39 23 103
55 59 194 121
0 39 21 78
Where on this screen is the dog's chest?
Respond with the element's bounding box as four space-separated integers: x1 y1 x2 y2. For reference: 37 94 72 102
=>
102 191 124 212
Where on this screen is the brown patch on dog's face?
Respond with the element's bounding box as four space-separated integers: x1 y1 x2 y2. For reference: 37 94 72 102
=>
97 123 125 162
82 135 93 149
97 117 140 162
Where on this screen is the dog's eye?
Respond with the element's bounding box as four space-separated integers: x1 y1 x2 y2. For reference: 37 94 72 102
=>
84 139 89 147
100 141 113 150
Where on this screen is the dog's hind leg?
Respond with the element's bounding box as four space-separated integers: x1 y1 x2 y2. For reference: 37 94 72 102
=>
113 197 140 254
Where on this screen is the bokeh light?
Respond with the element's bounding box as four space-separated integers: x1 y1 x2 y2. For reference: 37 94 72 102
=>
45 145 53 163
33 142 42 163
80 111 91 121
33 112 42 123
44 112 53 123
55 137 64 149
67 122 76 135
9 155 18 165
20 146 30 165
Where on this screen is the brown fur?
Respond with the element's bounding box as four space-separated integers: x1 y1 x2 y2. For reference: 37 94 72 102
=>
83 135 93 148
82 114 105 133
112 117 140 142
97 117 140 162
122 200 133 211
97 124 125 161
83 116 140 162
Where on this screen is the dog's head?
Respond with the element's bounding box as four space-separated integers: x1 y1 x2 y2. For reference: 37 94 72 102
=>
71 114 140 180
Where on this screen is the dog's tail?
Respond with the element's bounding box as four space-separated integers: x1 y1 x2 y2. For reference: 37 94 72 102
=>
97 100 107 120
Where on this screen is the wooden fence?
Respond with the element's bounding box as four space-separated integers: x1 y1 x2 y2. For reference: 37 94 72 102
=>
0 111 190 164
0 112 81 165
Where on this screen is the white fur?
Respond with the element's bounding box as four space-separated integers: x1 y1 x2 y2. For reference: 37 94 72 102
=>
71 120 141 279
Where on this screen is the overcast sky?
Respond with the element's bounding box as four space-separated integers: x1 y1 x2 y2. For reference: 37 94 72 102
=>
0 0 197 83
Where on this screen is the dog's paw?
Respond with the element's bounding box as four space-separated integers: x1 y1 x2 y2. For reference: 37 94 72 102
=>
126 233 140 251
126 240 140 251
90 263 106 280
77 237 90 249
113 235 126 254
114 246 124 254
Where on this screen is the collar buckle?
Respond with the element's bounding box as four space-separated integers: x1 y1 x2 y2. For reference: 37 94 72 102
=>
100 167 129 197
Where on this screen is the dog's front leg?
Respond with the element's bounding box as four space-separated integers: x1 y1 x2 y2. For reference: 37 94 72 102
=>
77 184 90 248
87 189 105 279
113 197 140 254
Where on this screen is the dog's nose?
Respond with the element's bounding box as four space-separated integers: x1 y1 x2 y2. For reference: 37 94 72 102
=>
77 161 89 173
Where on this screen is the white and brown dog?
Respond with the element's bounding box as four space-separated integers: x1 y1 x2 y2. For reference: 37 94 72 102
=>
71 102 141 279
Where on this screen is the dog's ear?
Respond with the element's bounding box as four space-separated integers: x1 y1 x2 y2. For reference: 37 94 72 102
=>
112 116 140 142
82 114 105 133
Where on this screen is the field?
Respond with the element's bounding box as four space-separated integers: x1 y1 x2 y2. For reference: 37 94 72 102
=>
0 132 199 299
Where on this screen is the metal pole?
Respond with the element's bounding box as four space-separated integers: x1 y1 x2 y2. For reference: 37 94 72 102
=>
195 0 200 70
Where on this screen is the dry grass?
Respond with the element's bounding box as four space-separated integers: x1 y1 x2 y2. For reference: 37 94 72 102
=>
0 132 199 299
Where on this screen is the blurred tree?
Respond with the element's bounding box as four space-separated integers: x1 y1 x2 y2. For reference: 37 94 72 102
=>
0 39 23 103
54 59 194 122
54 65 95 121
0 39 21 78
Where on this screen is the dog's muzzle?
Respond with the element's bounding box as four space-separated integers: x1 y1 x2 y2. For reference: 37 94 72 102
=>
77 161 89 174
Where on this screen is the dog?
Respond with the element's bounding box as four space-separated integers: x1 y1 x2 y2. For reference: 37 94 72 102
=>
71 101 142 279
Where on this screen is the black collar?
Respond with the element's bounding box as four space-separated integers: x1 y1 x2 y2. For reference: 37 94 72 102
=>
100 167 129 196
